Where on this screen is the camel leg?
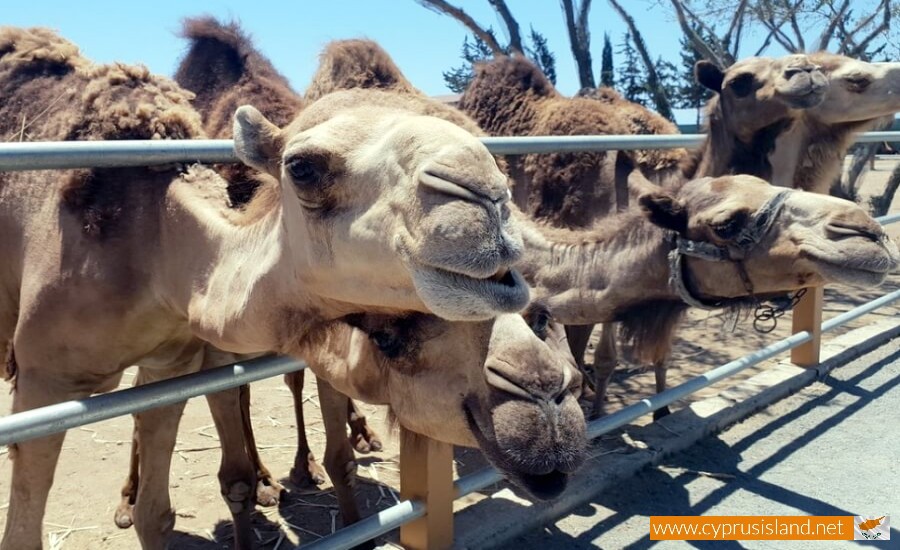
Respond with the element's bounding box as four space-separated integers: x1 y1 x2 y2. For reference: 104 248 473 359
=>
317 377 374 549
239 383 285 506
1 368 86 550
285 369 327 487
652 361 671 421
131 356 202 550
590 322 618 419
113 430 141 528
206 386 257 550
347 399 382 454
564 324 596 397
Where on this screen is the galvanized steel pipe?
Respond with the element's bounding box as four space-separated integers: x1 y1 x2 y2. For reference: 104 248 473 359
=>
296 500 425 550
0 355 305 446
1 131 899 170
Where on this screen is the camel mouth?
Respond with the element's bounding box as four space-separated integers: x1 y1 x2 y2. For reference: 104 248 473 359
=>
409 263 530 321
780 87 826 109
462 402 576 501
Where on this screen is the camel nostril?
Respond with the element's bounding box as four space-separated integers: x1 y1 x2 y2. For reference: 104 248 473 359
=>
485 363 536 401
826 222 883 242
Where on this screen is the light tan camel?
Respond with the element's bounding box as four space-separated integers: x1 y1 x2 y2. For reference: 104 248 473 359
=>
139 32 898 544
110 25 585 545
0 26 539 550
761 52 900 193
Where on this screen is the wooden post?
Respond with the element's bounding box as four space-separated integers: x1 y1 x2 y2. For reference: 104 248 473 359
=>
791 286 824 367
399 427 455 550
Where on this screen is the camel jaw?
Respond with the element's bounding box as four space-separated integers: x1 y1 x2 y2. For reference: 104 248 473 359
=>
801 236 900 288
408 264 530 321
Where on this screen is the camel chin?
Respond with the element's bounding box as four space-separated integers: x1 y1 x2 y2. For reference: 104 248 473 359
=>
409 265 530 321
462 392 586 501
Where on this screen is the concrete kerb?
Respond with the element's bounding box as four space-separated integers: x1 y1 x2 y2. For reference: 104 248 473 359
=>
449 318 900 549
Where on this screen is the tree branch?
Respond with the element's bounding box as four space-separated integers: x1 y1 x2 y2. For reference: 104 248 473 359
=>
561 0 595 88
486 0 524 54
721 0 749 53
786 0 806 51
668 0 725 67
847 0 892 58
837 0 888 54
415 0 505 55
816 0 851 51
609 0 673 120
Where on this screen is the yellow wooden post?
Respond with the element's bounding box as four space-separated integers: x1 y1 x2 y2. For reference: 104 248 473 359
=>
399 427 455 550
791 286 824 367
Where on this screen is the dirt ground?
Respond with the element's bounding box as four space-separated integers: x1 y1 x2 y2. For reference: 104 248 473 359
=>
1 161 898 549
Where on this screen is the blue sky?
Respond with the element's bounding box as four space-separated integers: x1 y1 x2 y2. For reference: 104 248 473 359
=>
4 0 770 97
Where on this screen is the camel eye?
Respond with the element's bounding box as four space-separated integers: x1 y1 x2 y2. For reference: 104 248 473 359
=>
728 73 756 97
712 211 749 240
371 331 402 358
285 156 326 186
529 311 552 339
844 75 872 91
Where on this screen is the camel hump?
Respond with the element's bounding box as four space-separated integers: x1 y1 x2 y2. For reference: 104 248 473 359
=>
472 55 558 99
0 26 86 75
176 17 292 108
305 39 421 102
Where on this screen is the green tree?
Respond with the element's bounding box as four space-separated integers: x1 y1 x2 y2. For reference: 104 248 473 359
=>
600 33 614 87
525 26 557 84
443 27 557 92
442 32 498 93
616 32 647 106
675 27 713 124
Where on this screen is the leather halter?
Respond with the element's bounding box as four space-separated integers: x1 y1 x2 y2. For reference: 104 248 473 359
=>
667 190 800 332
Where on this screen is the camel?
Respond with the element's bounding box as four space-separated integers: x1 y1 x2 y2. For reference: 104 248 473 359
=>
759 52 900 194
459 53 900 417
0 26 543 550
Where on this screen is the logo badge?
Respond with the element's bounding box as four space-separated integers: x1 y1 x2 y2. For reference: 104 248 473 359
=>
854 515 890 541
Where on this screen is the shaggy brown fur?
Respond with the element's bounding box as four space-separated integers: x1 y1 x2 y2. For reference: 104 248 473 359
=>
176 17 304 207
460 56 632 227
303 39 486 138
305 39 421 102
577 86 685 174
0 27 204 237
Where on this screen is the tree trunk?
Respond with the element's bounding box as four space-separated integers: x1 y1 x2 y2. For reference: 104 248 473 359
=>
415 0 505 55
609 0 674 121
487 0 524 54
561 0 596 89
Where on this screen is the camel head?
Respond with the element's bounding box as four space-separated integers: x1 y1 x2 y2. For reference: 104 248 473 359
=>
335 308 586 500
232 95 530 321
641 175 899 303
696 54 828 142
807 53 900 125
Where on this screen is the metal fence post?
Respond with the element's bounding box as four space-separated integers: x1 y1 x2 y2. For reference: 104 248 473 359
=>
791 286 824 366
399 428 454 550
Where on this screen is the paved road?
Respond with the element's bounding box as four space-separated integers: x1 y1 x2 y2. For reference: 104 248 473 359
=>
500 337 900 549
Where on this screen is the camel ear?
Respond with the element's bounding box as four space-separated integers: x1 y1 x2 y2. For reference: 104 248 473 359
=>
695 60 724 92
639 192 688 234
233 105 284 177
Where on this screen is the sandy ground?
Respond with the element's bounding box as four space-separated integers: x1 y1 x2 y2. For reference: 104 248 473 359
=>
1 161 898 549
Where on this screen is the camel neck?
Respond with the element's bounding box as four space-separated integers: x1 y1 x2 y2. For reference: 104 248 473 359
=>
515 209 679 324
157 169 338 354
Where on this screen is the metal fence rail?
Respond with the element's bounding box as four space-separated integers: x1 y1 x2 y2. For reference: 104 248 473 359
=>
2 130 900 170
0 356 306 446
